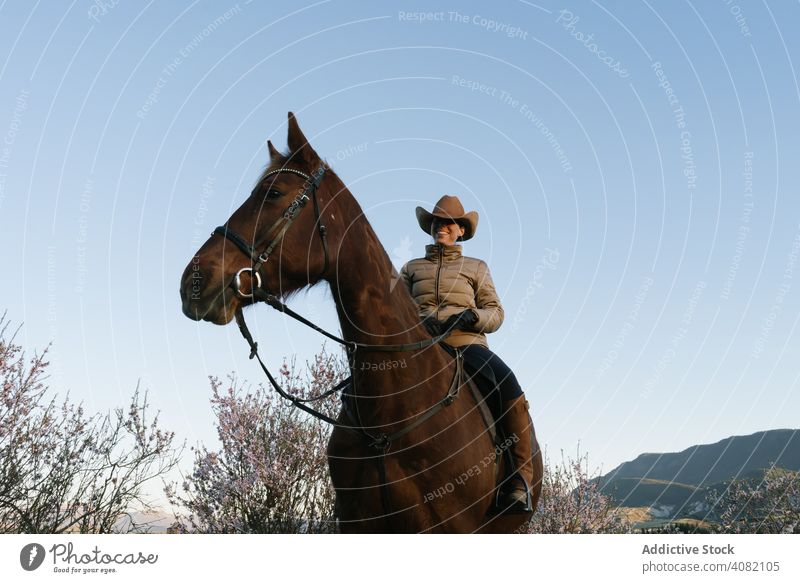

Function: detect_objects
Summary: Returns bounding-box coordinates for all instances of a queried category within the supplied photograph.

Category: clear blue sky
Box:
[1,0,798,486]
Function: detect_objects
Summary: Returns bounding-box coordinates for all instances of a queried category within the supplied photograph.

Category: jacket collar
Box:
[425,243,462,262]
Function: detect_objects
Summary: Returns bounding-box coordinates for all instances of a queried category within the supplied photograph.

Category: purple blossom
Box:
[166,344,347,533]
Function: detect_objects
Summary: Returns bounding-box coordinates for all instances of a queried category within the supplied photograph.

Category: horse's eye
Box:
[252,183,282,200]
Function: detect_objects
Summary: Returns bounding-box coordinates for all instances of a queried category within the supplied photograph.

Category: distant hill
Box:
[600,429,799,487]
[595,429,800,524]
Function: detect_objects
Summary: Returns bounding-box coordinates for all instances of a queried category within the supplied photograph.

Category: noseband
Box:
[212,164,328,299]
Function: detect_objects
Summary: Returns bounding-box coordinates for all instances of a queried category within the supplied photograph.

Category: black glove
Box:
[421,314,444,337]
[442,309,479,332]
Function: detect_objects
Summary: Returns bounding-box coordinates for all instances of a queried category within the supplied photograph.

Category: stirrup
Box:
[493,473,533,514]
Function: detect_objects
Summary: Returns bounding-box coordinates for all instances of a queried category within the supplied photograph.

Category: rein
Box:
[212,164,466,518]
[233,295,464,442]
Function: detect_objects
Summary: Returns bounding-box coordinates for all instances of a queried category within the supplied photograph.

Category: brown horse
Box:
[179,113,543,533]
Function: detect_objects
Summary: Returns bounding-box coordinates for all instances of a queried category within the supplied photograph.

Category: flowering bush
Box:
[167,346,347,533]
[523,449,631,533]
[708,467,800,533]
[0,313,180,533]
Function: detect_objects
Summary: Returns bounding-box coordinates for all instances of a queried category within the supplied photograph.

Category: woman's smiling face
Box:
[431,217,465,246]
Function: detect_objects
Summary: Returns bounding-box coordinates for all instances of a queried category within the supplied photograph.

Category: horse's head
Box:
[180,112,338,324]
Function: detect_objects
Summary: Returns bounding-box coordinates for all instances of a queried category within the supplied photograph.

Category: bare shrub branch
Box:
[0,313,181,533]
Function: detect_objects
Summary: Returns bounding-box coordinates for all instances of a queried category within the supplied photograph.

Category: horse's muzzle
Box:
[179,264,238,325]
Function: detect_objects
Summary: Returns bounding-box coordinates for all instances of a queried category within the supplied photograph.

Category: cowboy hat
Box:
[415,195,479,242]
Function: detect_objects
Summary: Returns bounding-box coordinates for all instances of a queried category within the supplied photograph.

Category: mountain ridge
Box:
[594,428,799,526]
[599,428,800,489]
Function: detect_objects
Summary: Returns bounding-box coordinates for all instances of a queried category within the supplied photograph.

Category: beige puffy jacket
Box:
[400,243,504,348]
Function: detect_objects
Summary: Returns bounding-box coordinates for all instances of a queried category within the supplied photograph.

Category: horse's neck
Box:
[328,206,422,347]
[326,191,444,397]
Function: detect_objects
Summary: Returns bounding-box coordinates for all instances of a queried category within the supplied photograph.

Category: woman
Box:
[400,195,534,512]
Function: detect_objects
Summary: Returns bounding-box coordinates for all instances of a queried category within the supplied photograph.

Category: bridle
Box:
[208,162,467,518]
[212,164,329,300]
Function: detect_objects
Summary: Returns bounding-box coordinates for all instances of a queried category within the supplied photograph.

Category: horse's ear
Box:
[267,140,281,161]
[286,111,319,163]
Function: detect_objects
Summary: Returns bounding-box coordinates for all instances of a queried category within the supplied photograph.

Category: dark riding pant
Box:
[458,344,523,401]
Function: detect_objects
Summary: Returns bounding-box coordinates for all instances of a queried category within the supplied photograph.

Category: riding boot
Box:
[496,395,534,513]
